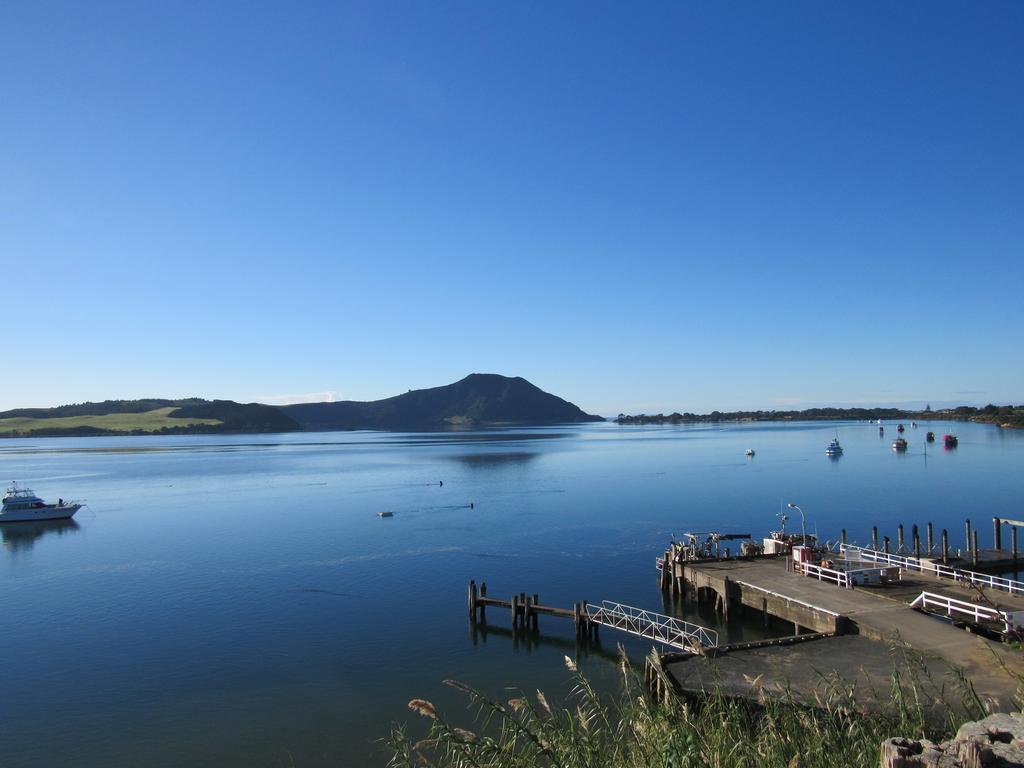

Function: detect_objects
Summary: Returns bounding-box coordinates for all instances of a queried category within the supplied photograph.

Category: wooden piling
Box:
[927,522,934,554]
[511,594,519,628]
[942,529,949,565]
[973,530,979,566]
[883,536,890,554]
[913,524,921,560]
[1012,526,1019,565]
[872,527,878,550]
[841,529,847,545]
[897,524,904,552]
[965,520,972,555]
[468,580,477,618]
[994,517,1002,551]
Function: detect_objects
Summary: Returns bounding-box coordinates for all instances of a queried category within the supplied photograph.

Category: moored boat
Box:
[1,483,82,523]
[825,437,843,457]
[892,438,908,452]
[926,431,935,442]
[897,423,905,433]
[745,448,755,457]
[943,434,958,448]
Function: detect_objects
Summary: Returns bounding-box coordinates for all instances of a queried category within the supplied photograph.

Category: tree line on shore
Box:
[615,404,1024,428]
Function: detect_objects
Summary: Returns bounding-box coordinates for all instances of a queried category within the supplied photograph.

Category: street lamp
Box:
[787,502,807,546]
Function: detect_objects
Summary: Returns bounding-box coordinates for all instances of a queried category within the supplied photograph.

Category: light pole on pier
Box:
[787,502,807,546]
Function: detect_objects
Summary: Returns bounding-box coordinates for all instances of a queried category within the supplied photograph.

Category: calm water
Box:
[2,420,1022,767]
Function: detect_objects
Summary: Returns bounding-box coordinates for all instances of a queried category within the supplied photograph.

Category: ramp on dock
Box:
[585,601,718,652]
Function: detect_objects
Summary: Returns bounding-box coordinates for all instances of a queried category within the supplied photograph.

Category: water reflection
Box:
[469,619,620,660]
[450,451,541,468]
[1,519,81,552]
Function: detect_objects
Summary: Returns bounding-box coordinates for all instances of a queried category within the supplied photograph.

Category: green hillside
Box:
[0,407,221,435]
[281,373,604,430]
[0,400,300,437]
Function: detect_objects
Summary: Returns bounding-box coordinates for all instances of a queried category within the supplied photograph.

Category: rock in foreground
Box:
[881,712,1024,768]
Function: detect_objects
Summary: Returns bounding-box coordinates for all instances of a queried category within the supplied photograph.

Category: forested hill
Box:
[0,375,602,436]
[0,399,300,437]
[281,374,604,430]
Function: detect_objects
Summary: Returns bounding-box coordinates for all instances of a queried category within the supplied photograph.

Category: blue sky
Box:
[2,1,1022,415]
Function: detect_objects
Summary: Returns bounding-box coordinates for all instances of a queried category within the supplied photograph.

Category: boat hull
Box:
[0,504,80,523]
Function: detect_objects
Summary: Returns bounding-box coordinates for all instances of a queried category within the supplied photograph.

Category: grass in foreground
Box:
[387,647,1001,768]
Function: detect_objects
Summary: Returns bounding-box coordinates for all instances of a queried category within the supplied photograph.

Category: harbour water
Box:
[1,420,1021,767]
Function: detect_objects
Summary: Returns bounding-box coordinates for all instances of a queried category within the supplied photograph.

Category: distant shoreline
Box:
[614,405,1023,429]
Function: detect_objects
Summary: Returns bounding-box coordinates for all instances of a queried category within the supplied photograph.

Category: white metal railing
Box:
[586,600,719,652]
[910,591,1019,634]
[734,580,842,617]
[794,560,851,588]
[840,544,1024,595]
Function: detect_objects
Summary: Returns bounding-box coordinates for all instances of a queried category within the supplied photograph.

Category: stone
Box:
[880,712,1024,768]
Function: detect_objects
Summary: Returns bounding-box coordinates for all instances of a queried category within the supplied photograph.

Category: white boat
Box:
[825,437,843,456]
[745,448,755,457]
[1,483,82,523]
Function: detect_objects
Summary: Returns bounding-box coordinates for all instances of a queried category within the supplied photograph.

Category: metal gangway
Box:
[585,600,719,653]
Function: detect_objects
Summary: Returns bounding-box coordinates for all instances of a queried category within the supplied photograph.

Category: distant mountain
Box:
[280,374,604,430]
[0,399,300,437]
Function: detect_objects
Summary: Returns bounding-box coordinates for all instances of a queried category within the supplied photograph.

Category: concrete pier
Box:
[660,556,1024,713]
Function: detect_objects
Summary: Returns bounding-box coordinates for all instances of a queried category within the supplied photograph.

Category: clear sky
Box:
[2,1,1022,415]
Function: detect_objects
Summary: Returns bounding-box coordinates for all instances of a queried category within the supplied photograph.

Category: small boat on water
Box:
[926,431,935,443]
[944,434,959,448]
[745,448,755,457]
[1,483,81,523]
[897,423,905,433]
[879,425,884,434]
[825,437,843,457]
[892,438,908,452]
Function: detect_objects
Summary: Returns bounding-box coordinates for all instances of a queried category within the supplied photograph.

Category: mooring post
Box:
[468,580,477,618]
[480,582,487,621]
[532,593,539,629]
[841,528,847,545]
[897,524,904,552]
[883,536,890,554]
[994,517,1002,551]
[661,551,671,591]
[913,525,921,561]
[511,594,518,628]
[942,529,949,565]
[722,576,730,620]
[872,526,878,550]
[965,520,972,555]
[1012,526,1019,565]
[973,530,979,566]
[927,522,934,554]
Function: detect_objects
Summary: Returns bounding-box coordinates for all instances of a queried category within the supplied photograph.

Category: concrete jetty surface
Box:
[665,558,1023,712]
